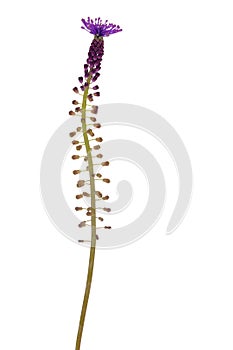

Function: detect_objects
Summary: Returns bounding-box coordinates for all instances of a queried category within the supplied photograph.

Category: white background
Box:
[1,0,233,349]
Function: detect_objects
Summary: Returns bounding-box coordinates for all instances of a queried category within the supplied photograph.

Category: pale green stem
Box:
[75,75,97,350]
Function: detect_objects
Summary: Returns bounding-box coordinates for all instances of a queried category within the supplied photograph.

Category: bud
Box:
[96,137,103,142]
[78,221,86,228]
[77,127,82,132]
[73,87,79,94]
[75,107,81,113]
[72,100,79,105]
[76,145,82,151]
[96,173,102,178]
[96,154,103,158]
[104,226,111,229]
[98,217,104,221]
[78,77,83,83]
[83,192,90,197]
[103,178,110,183]
[72,155,80,160]
[76,194,83,199]
[69,111,76,116]
[91,106,98,114]
[73,170,81,175]
[72,140,79,145]
[95,191,102,198]
[93,92,100,97]
[90,117,97,122]
[101,161,109,166]
[69,131,76,137]
[75,207,83,211]
[93,145,101,150]
[93,123,101,128]
[77,180,85,187]
[92,73,100,82]
[87,129,95,137]
[87,94,93,102]
[103,207,111,212]
[102,195,109,200]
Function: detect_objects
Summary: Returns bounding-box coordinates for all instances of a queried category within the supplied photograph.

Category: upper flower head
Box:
[81,17,122,37]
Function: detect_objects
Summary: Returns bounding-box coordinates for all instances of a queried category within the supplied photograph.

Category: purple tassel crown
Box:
[81,17,122,37]
[70,18,122,111]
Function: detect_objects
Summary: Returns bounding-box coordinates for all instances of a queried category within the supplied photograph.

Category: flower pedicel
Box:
[68,17,122,350]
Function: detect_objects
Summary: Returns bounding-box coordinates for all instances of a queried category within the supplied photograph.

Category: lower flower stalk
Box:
[75,76,97,350]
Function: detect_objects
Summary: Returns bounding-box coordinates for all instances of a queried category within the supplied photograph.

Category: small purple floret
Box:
[81,17,122,37]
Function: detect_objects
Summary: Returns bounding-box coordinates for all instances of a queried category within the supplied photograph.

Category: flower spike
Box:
[68,17,122,350]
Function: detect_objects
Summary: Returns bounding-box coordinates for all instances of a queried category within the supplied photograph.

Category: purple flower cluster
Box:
[78,37,104,91]
[70,18,122,109]
[81,17,122,37]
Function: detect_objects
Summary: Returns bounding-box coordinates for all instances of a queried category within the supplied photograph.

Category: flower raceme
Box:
[69,18,122,106]
[68,18,122,239]
[68,18,122,350]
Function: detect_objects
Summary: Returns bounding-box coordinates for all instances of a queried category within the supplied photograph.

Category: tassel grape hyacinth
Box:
[68,17,122,350]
